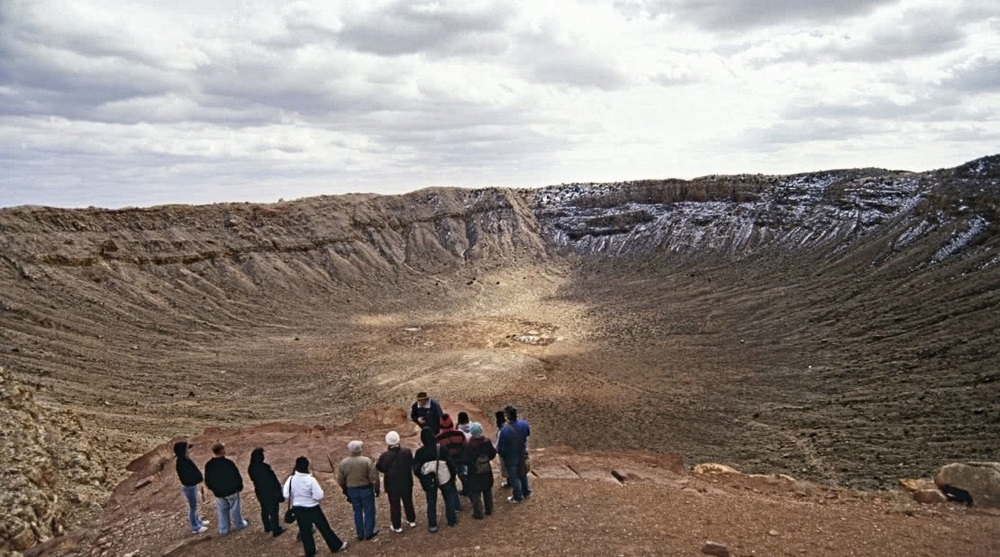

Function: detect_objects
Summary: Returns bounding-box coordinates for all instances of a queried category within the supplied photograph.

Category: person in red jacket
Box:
[436,414,469,504]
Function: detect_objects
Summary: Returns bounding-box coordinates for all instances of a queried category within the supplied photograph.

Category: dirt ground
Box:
[23,404,1000,557]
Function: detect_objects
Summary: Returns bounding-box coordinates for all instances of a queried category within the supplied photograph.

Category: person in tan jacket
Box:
[337,440,380,540]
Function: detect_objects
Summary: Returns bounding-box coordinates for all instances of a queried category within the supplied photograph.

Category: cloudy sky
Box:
[1,0,998,208]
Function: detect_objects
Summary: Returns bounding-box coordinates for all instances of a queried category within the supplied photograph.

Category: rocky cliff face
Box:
[2,155,997,279]
[529,155,999,262]
[0,367,110,554]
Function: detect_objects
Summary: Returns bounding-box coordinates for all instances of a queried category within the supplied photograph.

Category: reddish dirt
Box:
[23,403,1000,557]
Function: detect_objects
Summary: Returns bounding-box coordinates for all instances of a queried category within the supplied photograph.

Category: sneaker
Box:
[428,526,438,533]
[334,541,348,553]
[500,481,511,488]
[273,527,286,537]
[365,529,379,540]
[390,526,403,533]
[240,519,249,530]
[407,521,417,528]
[202,519,211,525]
[194,525,208,534]
[506,496,522,503]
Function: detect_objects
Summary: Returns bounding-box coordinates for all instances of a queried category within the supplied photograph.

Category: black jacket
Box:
[461,437,496,493]
[174,442,203,487]
[205,456,244,498]
[376,446,414,496]
[410,399,444,435]
[248,450,284,504]
[412,427,457,491]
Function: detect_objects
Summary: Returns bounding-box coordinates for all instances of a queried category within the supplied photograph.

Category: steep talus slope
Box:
[0,187,546,491]
[527,155,1000,488]
[1,155,999,553]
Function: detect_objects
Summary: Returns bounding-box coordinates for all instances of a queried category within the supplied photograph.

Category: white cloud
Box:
[0,0,998,208]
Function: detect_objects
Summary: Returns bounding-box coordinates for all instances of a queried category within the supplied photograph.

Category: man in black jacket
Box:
[204,442,249,535]
[410,391,444,435]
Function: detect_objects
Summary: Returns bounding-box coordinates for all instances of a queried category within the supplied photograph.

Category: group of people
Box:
[173,392,532,557]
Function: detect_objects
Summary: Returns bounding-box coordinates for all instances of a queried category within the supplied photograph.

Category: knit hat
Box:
[439,413,454,429]
[385,431,400,446]
[469,422,484,438]
[348,440,363,455]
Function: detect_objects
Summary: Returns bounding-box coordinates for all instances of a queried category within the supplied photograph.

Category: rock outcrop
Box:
[934,462,1000,508]
[0,367,110,554]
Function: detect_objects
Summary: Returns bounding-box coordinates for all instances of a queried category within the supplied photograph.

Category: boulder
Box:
[702,541,731,557]
[898,478,936,492]
[693,463,740,475]
[934,462,1000,508]
[912,489,947,504]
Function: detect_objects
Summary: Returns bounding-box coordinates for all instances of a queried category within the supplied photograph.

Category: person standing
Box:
[284,456,348,556]
[461,422,497,519]
[247,447,285,537]
[497,405,532,503]
[412,427,460,532]
[410,391,444,435]
[456,412,473,440]
[173,441,209,534]
[204,442,249,535]
[436,414,469,501]
[337,440,380,541]
[376,431,417,533]
[495,410,509,487]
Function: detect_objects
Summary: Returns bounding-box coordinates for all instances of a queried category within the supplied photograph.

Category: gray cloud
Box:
[944,57,1000,93]
[777,92,994,124]
[646,0,896,30]
[333,1,514,57]
[730,7,975,68]
[833,16,966,62]
[738,119,880,147]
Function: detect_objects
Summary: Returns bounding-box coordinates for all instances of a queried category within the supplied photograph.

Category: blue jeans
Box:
[347,486,377,539]
[215,493,246,535]
[424,481,459,529]
[181,486,204,532]
[505,459,531,501]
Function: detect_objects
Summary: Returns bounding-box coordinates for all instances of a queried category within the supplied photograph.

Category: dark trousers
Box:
[424,481,459,529]
[468,488,493,519]
[259,498,282,535]
[387,490,416,529]
[293,505,344,556]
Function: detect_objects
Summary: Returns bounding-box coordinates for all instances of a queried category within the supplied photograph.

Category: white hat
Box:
[385,431,400,446]
[348,440,363,455]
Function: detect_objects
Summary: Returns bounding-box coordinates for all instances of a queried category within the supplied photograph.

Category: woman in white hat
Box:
[376,431,417,532]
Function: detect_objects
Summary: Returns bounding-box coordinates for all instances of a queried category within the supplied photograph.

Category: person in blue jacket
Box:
[410,391,444,435]
[496,405,531,502]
